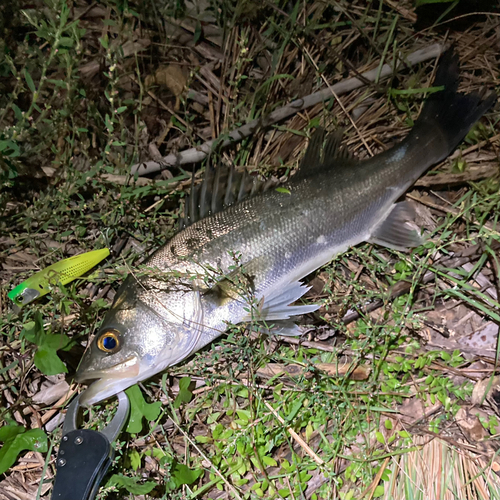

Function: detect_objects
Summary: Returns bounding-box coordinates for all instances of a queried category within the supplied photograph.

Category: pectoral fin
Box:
[244,280,319,322]
[369,201,423,251]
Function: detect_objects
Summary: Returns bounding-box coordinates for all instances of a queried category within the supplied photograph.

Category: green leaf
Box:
[107,473,155,495]
[286,396,305,422]
[173,376,193,409]
[104,113,114,132]
[58,37,74,48]
[305,422,314,442]
[0,139,20,157]
[189,19,201,44]
[261,455,277,467]
[21,314,71,375]
[34,346,68,375]
[275,187,291,195]
[0,425,48,474]
[24,69,36,93]
[171,460,204,488]
[151,448,167,460]
[128,449,141,471]
[440,351,451,362]
[99,36,109,49]
[236,409,251,423]
[12,103,23,121]
[195,435,211,444]
[0,140,13,153]
[125,385,162,433]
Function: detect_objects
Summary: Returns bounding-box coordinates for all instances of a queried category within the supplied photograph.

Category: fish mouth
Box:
[76,356,140,406]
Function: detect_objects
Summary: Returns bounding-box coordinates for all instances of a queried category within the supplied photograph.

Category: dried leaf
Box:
[32,378,70,405]
[154,65,188,96]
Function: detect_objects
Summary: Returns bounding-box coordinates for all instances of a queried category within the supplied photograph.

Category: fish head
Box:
[76,276,208,406]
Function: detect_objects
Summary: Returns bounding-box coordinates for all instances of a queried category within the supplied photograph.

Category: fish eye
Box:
[97,329,121,353]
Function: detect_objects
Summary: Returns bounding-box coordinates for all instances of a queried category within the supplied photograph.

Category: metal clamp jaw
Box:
[51,391,130,500]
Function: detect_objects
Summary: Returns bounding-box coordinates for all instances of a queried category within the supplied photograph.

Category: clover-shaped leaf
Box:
[125,385,161,434]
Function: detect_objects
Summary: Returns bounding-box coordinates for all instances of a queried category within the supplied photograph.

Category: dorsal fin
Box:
[180,162,278,230]
[295,127,352,180]
[180,127,352,230]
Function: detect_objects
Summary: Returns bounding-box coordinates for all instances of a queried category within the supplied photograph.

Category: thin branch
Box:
[131,43,444,176]
[263,400,325,466]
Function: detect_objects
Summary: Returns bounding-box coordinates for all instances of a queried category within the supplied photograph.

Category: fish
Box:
[76,49,495,406]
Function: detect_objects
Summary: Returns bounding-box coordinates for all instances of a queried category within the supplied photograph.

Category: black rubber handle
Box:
[51,429,111,500]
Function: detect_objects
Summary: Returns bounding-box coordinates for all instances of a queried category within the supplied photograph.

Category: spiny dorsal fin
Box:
[180,163,277,229]
[295,127,352,180]
[180,127,352,229]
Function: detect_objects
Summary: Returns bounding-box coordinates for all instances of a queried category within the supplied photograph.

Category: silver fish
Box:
[76,50,494,406]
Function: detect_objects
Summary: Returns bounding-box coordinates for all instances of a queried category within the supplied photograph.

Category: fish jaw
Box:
[77,355,140,406]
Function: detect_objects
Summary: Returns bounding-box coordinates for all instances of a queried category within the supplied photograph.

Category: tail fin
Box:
[410,48,495,163]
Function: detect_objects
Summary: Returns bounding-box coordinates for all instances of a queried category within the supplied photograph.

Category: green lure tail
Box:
[8,248,110,308]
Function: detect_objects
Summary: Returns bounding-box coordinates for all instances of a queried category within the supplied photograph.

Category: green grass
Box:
[1,1,500,499]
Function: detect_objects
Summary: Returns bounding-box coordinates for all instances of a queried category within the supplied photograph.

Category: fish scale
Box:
[76,49,495,406]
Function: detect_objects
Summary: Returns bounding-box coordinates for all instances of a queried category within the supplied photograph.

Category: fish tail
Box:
[406,48,495,168]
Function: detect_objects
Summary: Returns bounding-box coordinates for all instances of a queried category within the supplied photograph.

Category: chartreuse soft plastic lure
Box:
[8,248,110,308]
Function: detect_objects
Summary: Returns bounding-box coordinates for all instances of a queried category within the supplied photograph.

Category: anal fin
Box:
[369,201,423,251]
[251,319,305,337]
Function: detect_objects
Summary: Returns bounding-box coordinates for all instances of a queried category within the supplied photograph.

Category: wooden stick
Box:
[263,400,325,465]
[131,43,444,176]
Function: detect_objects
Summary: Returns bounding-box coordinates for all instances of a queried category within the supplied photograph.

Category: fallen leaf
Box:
[154,65,188,97]
[471,376,500,415]
[32,377,70,405]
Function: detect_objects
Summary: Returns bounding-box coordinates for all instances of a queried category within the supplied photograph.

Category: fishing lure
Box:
[8,248,110,308]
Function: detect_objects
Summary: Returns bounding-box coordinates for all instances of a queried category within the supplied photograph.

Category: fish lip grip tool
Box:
[50,391,130,500]
[8,248,110,308]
